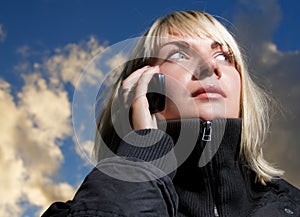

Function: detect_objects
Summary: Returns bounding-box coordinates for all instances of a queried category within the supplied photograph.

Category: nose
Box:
[192,58,222,80]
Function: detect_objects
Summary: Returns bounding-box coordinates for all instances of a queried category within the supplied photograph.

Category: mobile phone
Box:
[146,73,165,114]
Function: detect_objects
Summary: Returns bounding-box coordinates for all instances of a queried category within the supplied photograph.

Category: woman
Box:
[42,10,300,217]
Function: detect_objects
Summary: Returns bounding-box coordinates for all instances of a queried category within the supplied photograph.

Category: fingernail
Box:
[147,65,158,71]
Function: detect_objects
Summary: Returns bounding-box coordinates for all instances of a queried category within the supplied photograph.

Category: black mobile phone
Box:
[146,73,165,114]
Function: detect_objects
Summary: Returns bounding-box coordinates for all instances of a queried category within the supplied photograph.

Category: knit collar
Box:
[158,118,243,171]
[159,118,255,216]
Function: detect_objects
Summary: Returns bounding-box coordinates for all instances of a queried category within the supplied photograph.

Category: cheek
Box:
[160,65,191,87]
[224,70,241,115]
[232,72,241,100]
[160,65,189,93]
[164,76,189,105]
[224,68,241,93]
[159,67,192,119]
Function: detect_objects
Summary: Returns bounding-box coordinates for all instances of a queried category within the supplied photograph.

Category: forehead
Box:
[163,22,227,45]
[148,25,229,49]
[155,36,229,56]
[160,36,217,47]
[144,19,233,57]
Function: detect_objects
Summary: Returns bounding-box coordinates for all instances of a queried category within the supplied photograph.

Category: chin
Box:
[196,111,227,121]
[160,102,235,121]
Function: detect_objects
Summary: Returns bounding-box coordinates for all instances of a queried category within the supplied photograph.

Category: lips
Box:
[191,85,225,99]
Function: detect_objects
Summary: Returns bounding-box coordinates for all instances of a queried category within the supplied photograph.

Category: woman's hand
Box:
[120,65,161,130]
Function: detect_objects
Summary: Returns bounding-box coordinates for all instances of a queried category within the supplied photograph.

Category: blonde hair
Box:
[95,10,283,184]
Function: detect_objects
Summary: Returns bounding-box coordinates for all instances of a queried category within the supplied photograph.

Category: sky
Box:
[0,0,299,216]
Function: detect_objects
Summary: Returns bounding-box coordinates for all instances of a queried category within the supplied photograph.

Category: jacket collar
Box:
[158,118,243,170]
[160,118,254,216]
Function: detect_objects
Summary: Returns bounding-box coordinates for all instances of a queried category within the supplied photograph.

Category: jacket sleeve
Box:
[41,129,178,217]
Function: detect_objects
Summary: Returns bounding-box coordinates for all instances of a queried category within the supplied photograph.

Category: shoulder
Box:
[268,178,300,201]
[260,178,300,216]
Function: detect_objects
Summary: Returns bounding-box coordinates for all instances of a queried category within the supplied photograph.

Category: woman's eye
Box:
[215,53,232,63]
[167,52,187,60]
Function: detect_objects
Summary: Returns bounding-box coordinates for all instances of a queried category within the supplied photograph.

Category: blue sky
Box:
[0,0,300,216]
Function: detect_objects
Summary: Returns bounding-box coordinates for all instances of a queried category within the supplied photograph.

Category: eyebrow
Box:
[159,40,223,52]
[159,40,190,50]
[211,41,223,50]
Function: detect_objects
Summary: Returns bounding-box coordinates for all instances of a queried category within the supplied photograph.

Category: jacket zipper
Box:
[202,121,220,216]
[202,121,212,141]
[214,204,219,216]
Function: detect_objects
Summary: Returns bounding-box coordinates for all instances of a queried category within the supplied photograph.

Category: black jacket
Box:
[42,118,300,217]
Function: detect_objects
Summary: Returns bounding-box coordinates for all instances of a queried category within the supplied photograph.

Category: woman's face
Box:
[155,36,241,121]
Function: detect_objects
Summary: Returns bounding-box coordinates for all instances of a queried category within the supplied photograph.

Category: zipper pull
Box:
[202,121,212,141]
[214,205,219,217]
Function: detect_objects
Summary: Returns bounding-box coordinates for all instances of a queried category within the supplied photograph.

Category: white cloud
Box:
[234,0,281,45]
[75,140,95,165]
[19,73,71,142]
[46,36,106,88]
[0,24,6,42]
[106,52,127,71]
[0,80,26,217]
[0,75,74,216]
[258,43,300,187]
[234,0,300,188]
[0,36,110,216]
[17,45,30,58]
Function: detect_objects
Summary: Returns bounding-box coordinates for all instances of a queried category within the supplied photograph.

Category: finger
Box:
[119,66,151,104]
[120,66,161,130]
[135,66,160,100]
[120,66,158,105]
[130,66,160,119]
[121,65,151,89]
